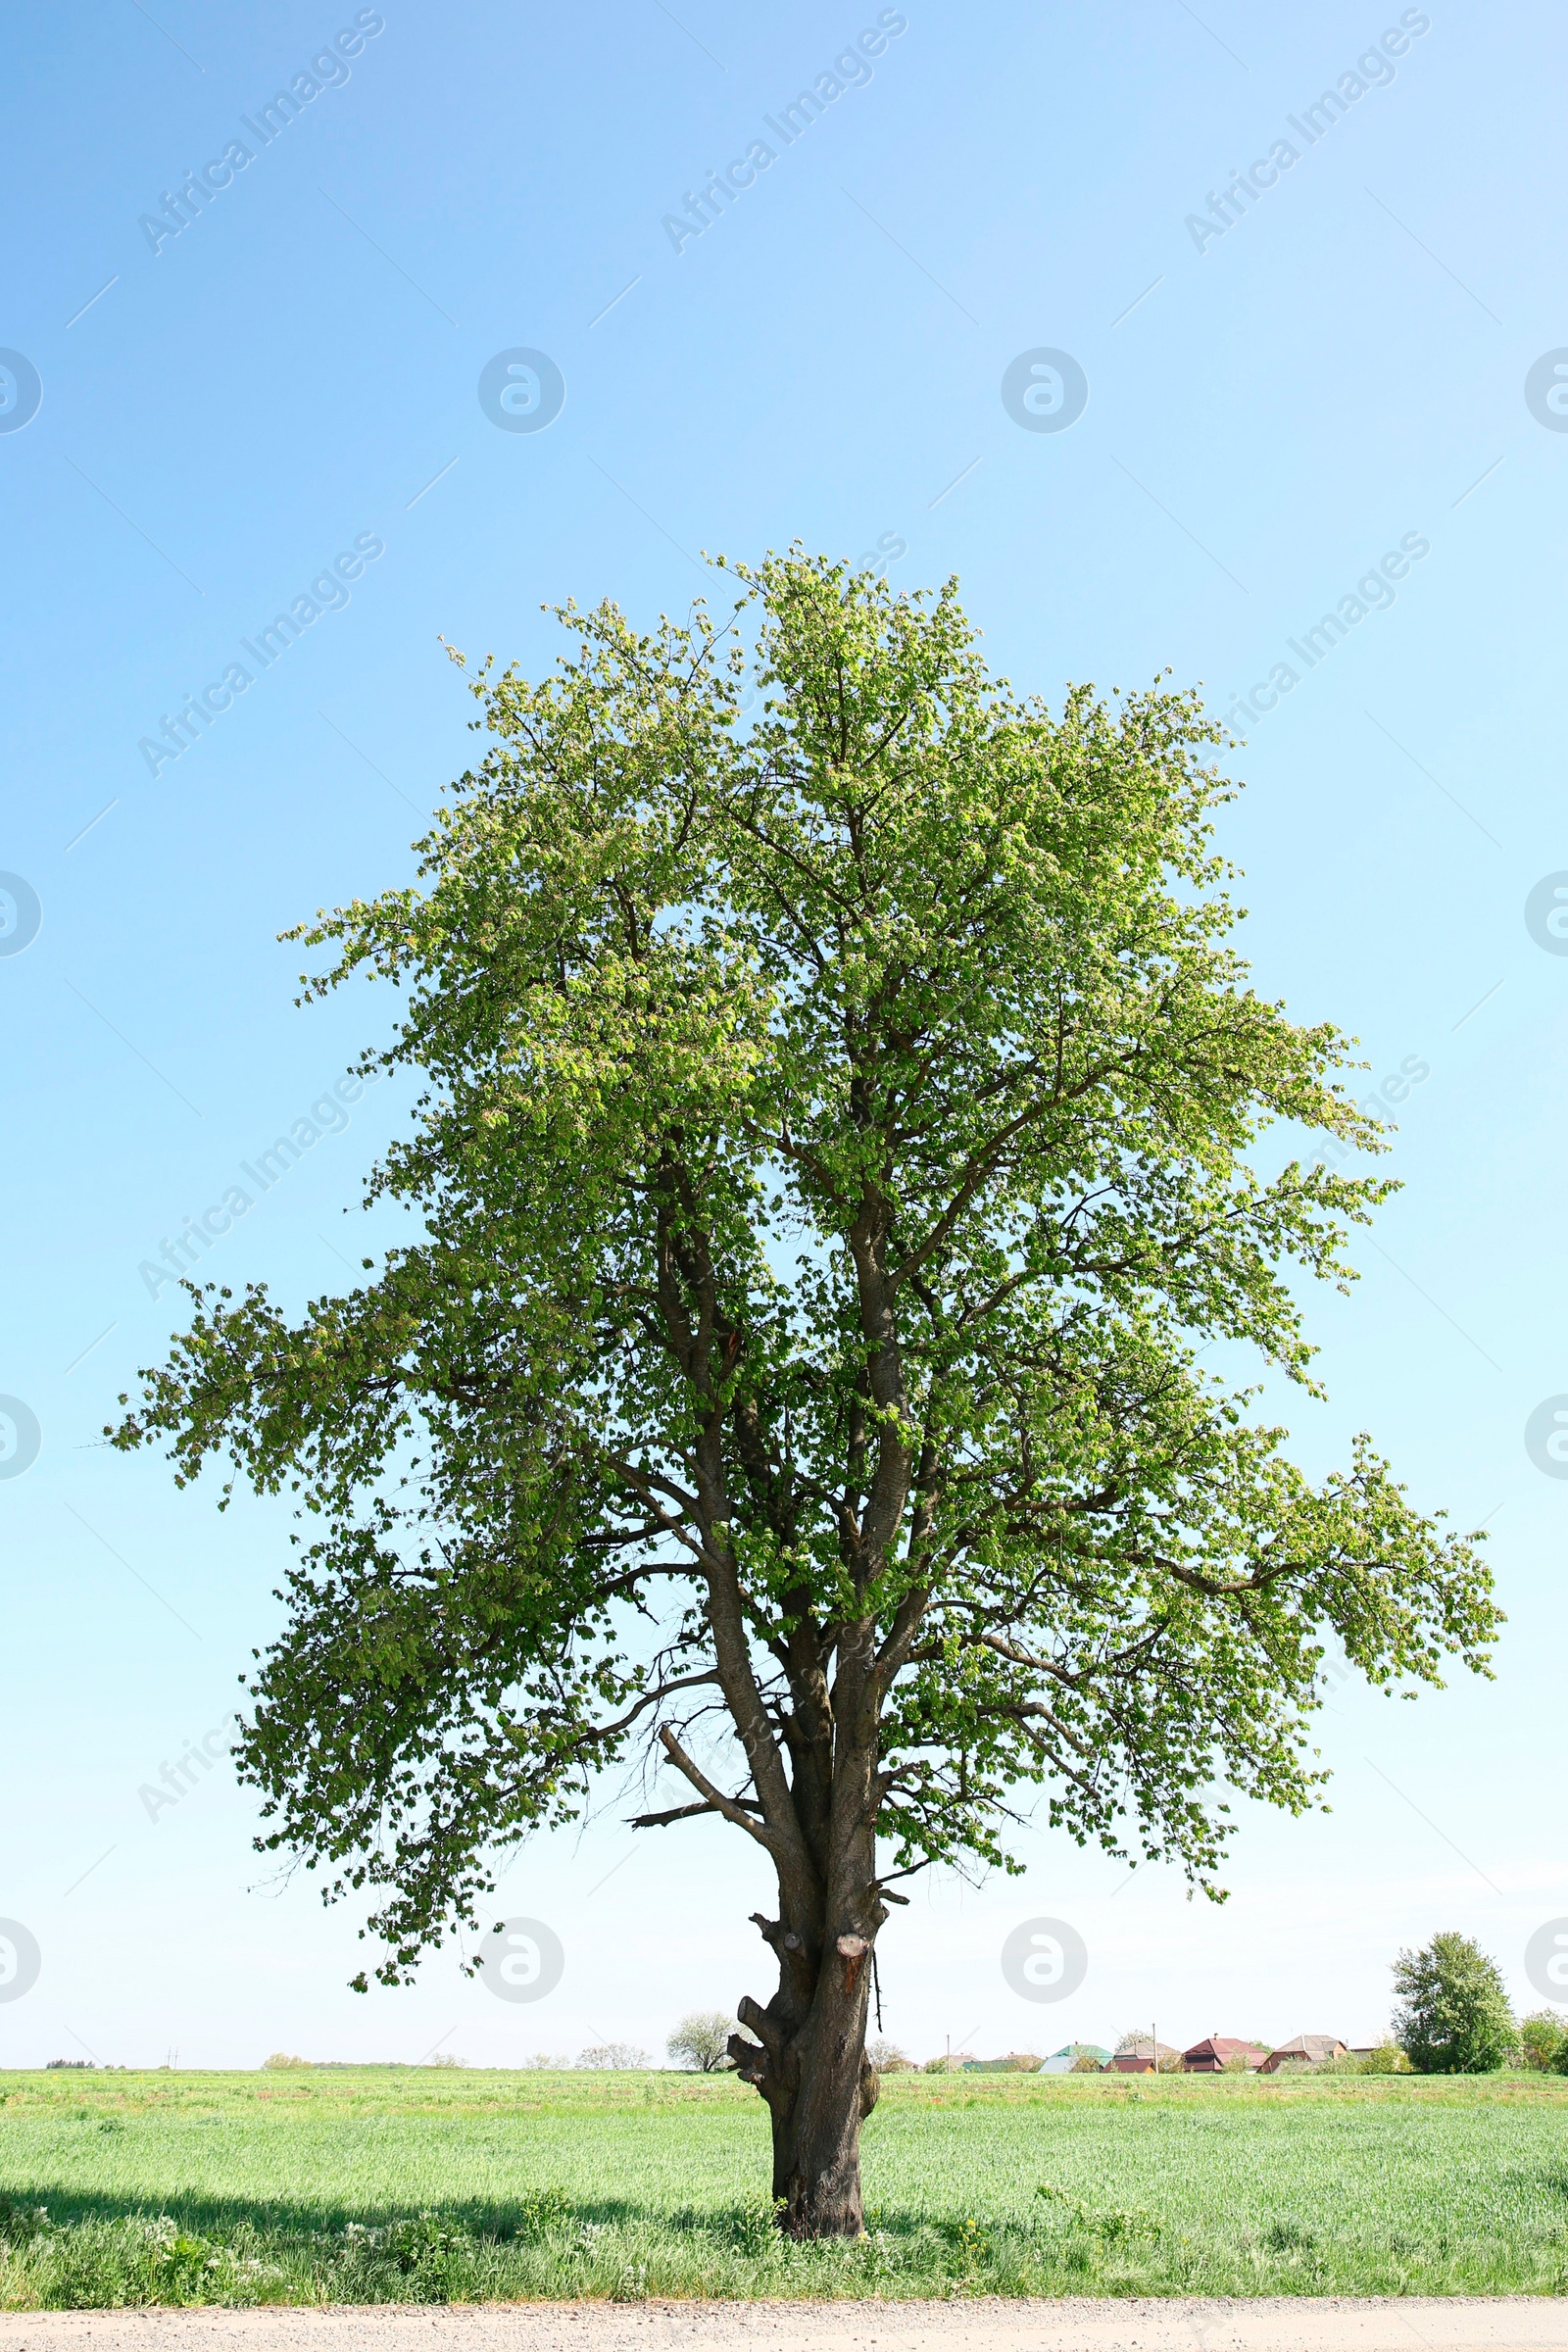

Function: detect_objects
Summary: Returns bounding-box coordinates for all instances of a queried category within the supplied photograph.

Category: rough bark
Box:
[729,1911,883,2236]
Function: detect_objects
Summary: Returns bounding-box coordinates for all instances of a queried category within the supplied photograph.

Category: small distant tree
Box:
[864,2035,911,2072]
[263,2053,310,2070]
[578,2041,650,2070]
[1392,1933,1516,2074]
[667,2012,737,2072]
[1518,2011,1566,2073]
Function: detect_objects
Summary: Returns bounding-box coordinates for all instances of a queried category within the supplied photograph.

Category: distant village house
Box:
[1042,2042,1111,2073]
[1182,2035,1268,2072]
[1257,2034,1348,2072]
[1108,2036,1183,2073]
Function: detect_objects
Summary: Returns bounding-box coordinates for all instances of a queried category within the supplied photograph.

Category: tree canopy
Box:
[666,2012,738,2072]
[116,551,1498,2230]
[1393,1932,1517,2074]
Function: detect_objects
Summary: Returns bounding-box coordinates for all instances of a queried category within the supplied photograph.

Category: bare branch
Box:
[658,1724,782,1854]
[628,1793,764,1829]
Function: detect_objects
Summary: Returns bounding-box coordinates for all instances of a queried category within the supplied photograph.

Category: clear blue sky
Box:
[3,0,1565,2070]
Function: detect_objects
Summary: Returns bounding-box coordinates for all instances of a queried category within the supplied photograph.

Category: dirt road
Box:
[2,2302,1566,2352]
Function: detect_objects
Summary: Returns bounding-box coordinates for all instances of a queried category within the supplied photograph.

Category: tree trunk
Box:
[729,1922,881,2238]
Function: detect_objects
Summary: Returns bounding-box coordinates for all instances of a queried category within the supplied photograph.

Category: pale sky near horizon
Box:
[3,0,1568,2072]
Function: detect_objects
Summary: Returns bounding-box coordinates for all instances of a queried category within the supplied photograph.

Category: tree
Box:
[114,553,1497,2238]
[667,2012,737,2071]
[577,2042,649,2069]
[1517,2011,1564,2072]
[1392,1933,1516,2074]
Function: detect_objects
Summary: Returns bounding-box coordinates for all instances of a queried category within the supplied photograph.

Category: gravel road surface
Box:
[2,2302,1566,2352]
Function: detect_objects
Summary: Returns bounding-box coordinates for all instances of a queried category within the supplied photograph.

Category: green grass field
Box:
[2,2065,1566,2307]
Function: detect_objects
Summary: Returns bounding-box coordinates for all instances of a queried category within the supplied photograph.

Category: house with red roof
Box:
[1181,2034,1268,2073]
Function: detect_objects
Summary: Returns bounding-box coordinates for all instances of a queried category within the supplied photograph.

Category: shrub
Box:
[1519,2011,1567,2072]
[513,2186,573,2236]
[665,2013,736,2073]
[1392,1932,1516,2074]
[263,2053,311,2070]
[1359,2040,1410,2074]
[865,2036,913,2072]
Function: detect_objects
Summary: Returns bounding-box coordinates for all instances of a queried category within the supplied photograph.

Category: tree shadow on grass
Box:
[2,2183,961,2261]
[0,2185,656,2241]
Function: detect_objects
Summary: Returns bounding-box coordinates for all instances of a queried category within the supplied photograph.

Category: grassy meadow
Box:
[1,2063,1567,2307]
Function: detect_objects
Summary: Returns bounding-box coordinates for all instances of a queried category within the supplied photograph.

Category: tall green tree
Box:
[1393,1933,1516,2074]
[116,555,1497,2235]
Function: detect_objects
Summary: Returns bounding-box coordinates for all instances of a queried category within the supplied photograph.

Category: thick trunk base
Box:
[734,2008,880,2238]
[774,2056,881,2237]
[732,1916,884,2239]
